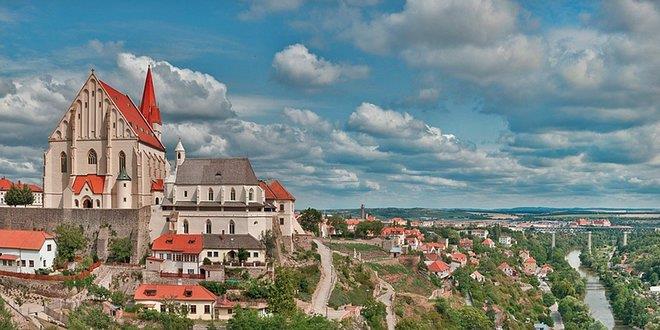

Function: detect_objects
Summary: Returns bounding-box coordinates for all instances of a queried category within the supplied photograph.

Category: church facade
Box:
[43,68,167,209]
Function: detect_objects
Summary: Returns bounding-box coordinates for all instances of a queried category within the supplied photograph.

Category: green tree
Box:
[68,306,114,329]
[452,306,493,330]
[200,281,228,296]
[4,184,34,207]
[268,267,297,315]
[0,298,16,330]
[328,215,348,237]
[299,208,323,236]
[238,248,250,263]
[108,237,132,263]
[361,299,386,330]
[55,224,87,263]
[354,221,384,238]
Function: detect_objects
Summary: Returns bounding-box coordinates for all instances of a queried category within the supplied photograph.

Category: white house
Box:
[0,230,57,274]
[499,236,512,247]
[148,233,267,277]
[134,284,216,320]
[0,178,44,207]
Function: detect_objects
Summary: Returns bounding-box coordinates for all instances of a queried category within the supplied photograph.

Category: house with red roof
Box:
[482,238,495,248]
[459,238,473,250]
[0,229,56,274]
[523,257,537,275]
[421,239,448,254]
[498,262,516,277]
[428,260,451,279]
[470,271,485,283]
[134,284,217,320]
[43,68,166,209]
[450,252,468,269]
[345,219,362,233]
[0,177,44,207]
[148,233,266,277]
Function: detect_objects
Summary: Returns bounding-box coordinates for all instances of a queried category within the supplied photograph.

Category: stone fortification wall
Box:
[0,207,151,263]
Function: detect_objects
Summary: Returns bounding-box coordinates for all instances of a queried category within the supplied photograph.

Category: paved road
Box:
[311,239,336,316]
[376,277,396,330]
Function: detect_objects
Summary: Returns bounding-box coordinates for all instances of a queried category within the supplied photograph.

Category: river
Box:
[565,250,633,330]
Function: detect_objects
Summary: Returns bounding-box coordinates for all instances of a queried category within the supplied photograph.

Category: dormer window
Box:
[230,188,236,201]
[208,188,214,201]
[248,188,254,201]
[144,289,157,296]
[183,289,193,297]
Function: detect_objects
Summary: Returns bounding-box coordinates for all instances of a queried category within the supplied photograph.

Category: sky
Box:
[0,0,658,209]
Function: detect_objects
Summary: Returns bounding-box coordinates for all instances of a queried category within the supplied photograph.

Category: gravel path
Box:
[310,239,336,316]
[376,277,396,330]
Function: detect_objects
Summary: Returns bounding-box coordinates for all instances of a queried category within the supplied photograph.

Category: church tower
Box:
[139,65,163,141]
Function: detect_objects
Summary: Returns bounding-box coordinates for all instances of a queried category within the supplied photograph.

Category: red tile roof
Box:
[151,233,203,254]
[451,252,467,262]
[428,260,450,273]
[151,179,164,192]
[139,66,162,126]
[0,178,43,192]
[0,254,18,261]
[345,219,361,226]
[524,257,536,264]
[134,284,216,302]
[0,230,54,250]
[381,227,406,236]
[72,175,106,195]
[100,80,164,151]
[259,180,295,201]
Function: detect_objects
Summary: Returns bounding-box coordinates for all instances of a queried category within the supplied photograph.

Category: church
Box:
[43,68,167,209]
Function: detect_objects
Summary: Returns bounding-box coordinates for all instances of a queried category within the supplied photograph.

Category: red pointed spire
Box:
[139,65,162,125]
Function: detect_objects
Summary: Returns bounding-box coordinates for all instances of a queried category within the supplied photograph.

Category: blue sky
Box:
[0,0,658,209]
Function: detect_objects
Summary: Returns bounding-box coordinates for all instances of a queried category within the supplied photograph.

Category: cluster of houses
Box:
[0,177,44,207]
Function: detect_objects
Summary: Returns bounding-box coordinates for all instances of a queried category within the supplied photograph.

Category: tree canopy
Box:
[299,208,323,236]
[4,184,34,206]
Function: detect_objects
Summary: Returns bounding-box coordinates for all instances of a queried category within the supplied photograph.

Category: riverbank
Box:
[566,250,633,330]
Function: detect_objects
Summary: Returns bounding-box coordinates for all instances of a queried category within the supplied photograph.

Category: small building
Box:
[459,238,473,250]
[538,264,553,278]
[0,178,44,207]
[345,219,361,233]
[0,229,56,274]
[471,229,489,239]
[215,295,268,320]
[421,240,448,254]
[482,238,495,248]
[428,260,451,279]
[498,262,516,277]
[523,257,537,275]
[470,271,485,283]
[498,236,512,247]
[134,284,216,320]
[450,252,467,267]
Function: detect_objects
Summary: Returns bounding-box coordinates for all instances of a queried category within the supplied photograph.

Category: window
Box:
[29,260,34,267]
[155,197,160,205]
[230,188,236,200]
[160,305,166,313]
[96,200,100,207]
[47,244,52,251]
[43,260,46,267]
[75,200,79,207]
[190,305,197,314]
[184,191,188,197]
[253,252,259,258]
[21,260,26,267]
[204,305,211,314]
[229,220,235,235]
[206,220,212,234]
[213,252,218,257]
[280,204,285,212]
[248,188,254,201]
[88,149,97,165]
[183,220,189,234]
[60,152,67,173]
[187,269,194,274]
[207,251,212,257]
[228,309,233,314]
[208,188,214,201]
[119,151,126,171]
[177,153,181,160]
[279,218,284,225]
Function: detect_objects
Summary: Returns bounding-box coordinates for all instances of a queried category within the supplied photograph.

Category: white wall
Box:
[0,238,56,274]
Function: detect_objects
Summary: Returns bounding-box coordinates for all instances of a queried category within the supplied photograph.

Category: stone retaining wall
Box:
[0,207,151,263]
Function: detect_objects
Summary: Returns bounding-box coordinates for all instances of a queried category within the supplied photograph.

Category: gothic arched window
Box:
[206,220,212,234]
[60,152,67,173]
[230,188,236,201]
[229,220,235,235]
[119,151,126,171]
[208,188,214,201]
[248,188,254,201]
[183,220,189,234]
[88,149,97,165]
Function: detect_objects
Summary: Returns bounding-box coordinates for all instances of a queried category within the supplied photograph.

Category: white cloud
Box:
[283,107,333,132]
[116,53,235,120]
[239,0,306,19]
[347,102,427,138]
[388,173,467,188]
[272,44,368,88]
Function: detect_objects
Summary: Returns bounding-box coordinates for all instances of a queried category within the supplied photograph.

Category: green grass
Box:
[366,262,437,297]
[296,264,321,302]
[328,254,376,309]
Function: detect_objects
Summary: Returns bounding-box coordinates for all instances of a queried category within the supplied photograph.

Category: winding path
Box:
[376,277,396,330]
[311,239,336,316]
